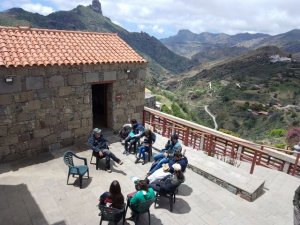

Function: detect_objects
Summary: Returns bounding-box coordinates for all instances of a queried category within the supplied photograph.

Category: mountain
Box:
[0,1,194,77]
[160,29,270,58]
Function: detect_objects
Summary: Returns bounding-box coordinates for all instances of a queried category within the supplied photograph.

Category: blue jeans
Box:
[149,157,170,174]
[138,145,149,161]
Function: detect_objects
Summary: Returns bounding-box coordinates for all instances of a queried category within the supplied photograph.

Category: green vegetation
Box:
[219,129,241,137]
[266,129,287,138]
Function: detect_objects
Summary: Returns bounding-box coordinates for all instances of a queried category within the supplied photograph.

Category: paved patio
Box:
[0,130,299,225]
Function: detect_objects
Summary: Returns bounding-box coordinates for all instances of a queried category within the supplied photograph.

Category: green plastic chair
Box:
[63,151,89,189]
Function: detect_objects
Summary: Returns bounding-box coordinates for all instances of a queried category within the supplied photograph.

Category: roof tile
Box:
[0,26,146,68]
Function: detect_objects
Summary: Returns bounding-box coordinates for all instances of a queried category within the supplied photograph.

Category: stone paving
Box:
[0,130,299,225]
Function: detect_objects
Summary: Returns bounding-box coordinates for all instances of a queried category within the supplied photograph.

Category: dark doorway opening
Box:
[92,84,108,128]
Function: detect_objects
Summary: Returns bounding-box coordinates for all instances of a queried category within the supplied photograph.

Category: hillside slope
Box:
[158,46,300,143]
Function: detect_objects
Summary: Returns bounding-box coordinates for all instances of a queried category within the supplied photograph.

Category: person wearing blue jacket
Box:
[148,133,182,175]
[168,152,188,173]
[88,128,123,173]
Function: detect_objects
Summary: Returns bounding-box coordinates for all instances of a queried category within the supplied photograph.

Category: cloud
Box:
[21,3,54,15]
[1,0,300,38]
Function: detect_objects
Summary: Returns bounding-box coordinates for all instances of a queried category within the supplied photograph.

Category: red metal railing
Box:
[143,107,300,177]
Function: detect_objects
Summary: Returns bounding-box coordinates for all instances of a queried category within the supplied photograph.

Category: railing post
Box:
[151,114,156,131]
[292,152,300,176]
[208,135,214,157]
[142,109,146,126]
[237,145,243,161]
[250,150,258,174]
[184,128,190,146]
[162,118,167,137]
[257,146,263,165]
[199,133,205,151]
[231,143,235,159]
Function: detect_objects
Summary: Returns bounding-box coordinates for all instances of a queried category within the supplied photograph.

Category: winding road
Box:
[204,105,218,130]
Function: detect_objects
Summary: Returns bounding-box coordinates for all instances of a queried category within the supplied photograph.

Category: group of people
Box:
[91,118,188,219]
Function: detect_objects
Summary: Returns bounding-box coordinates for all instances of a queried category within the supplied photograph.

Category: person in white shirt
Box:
[147,163,171,184]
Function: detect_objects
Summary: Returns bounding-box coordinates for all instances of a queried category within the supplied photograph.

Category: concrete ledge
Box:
[186,150,265,201]
[152,136,265,202]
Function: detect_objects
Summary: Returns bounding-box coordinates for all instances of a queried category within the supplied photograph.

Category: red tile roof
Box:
[0,26,146,67]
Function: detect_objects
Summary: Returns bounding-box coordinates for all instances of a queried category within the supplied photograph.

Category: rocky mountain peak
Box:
[90,0,102,14]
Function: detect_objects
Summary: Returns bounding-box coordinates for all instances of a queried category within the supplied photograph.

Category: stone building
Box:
[0,26,147,161]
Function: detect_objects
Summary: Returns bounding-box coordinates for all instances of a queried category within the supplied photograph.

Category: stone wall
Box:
[0,63,146,161]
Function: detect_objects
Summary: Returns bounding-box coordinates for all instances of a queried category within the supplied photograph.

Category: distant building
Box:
[270,55,291,63]
[0,26,147,161]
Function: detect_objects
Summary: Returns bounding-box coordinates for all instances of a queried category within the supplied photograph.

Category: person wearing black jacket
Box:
[88,128,123,172]
[294,185,300,225]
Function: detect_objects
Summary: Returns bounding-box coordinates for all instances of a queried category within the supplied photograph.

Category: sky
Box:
[1,0,300,39]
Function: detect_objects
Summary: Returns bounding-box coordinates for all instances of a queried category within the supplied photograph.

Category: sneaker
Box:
[118,160,123,165]
[135,158,140,164]
[141,160,145,165]
[106,169,112,173]
[122,150,127,154]
[125,151,130,156]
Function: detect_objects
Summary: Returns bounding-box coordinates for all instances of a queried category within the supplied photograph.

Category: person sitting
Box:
[147,163,171,184]
[149,163,185,194]
[127,180,156,220]
[148,133,182,175]
[119,123,132,142]
[135,129,156,165]
[168,152,188,173]
[88,128,123,173]
[99,180,124,209]
[123,119,145,155]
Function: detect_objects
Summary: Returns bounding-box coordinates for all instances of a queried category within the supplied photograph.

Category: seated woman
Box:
[99,180,124,209]
[149,163,185,194]
[127,180,155,217]
[135,129,156,165]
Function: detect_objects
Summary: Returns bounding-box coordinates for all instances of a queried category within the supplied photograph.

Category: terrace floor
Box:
[0,130,299,225]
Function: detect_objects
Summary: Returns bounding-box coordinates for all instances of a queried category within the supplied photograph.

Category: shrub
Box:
[266,129,287,138]
[171,103,185,119]
[219,128,240,137]
[274,143,286,149]
[161,104,172,114]
[286,127,300,147]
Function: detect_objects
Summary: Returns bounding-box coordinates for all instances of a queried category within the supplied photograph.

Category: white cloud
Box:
[21,3,54,15]
[138,24,146,31]
[152,25,164,34]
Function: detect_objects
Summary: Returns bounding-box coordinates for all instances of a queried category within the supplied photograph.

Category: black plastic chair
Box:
[125,198,155,225]
[90,151,106,170]
[98,204,126,225]
[154,185,180,212]
[63,151,89,189]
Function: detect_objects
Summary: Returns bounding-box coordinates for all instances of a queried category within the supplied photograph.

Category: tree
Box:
[286,127,300,147]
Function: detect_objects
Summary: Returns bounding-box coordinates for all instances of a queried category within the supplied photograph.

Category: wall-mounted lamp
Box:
[4,77,13,84]
[125,69,131,74]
